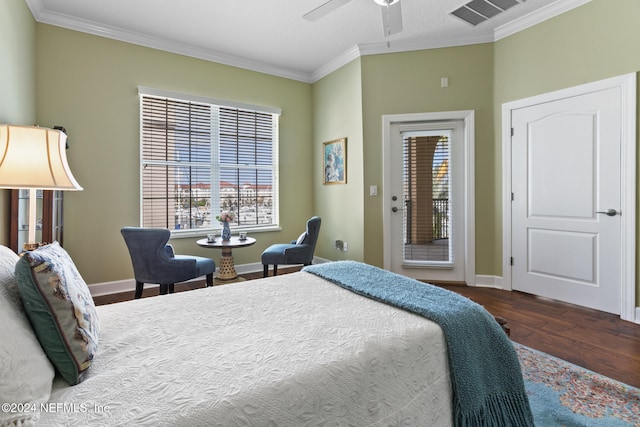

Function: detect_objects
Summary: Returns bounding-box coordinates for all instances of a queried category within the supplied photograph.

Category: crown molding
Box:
[26,0,592,85]
[310,45,362,83]
[26,0,314,83]
[359,33,495,56]
[495,0,592,40]
[312,0,591,82]
[310,33,495,82]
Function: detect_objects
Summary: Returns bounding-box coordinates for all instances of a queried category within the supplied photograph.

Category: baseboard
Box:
[88,256,329,297]
[89,278,139,297]
[474,275,504,289]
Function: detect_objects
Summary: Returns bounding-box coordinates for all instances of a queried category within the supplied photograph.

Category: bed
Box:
[0,243,533,427]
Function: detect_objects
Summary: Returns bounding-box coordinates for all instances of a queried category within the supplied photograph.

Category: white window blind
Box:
[139,88,279,233]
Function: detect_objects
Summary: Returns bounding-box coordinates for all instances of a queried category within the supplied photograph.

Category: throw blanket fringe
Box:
[303,261,534,427]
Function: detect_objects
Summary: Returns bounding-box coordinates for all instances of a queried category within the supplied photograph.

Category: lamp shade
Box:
[0,125,82,190]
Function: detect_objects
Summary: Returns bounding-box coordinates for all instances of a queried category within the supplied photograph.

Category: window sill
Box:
[170,225,282,239]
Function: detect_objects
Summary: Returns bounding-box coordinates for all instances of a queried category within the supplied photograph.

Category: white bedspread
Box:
[40,271,452,426]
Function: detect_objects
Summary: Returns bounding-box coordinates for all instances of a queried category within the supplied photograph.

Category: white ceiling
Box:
[25,0,589,83]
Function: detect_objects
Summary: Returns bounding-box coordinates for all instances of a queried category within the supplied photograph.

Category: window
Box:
[139,87,280,234]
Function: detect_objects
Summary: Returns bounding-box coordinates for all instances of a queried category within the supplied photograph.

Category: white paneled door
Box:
[511,87,622,314]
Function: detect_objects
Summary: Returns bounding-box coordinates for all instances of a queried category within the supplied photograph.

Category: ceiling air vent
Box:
[450,0,526,26]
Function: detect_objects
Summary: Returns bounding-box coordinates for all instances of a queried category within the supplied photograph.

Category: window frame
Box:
[138,87,281,238]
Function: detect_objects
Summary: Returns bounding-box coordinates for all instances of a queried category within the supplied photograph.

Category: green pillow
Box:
[15,242,99,385]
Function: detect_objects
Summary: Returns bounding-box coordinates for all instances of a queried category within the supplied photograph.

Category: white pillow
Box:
[296,232,307,245]
[0,245,55,427]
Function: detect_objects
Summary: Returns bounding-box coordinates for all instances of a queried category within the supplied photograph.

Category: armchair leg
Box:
[134,281,144,299]
[263,264,268,278]
[159,284,169,295]
[206,273,214,287]
[273,265,278,276]
[168,283,175,294]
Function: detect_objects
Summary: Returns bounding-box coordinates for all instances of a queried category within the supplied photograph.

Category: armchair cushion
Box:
[262,244,298,265]
[262,243,311,265]
[174,255,216,278]
[14,242,99,385]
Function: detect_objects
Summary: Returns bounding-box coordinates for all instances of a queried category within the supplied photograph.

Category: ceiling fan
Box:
[304,0,403,37]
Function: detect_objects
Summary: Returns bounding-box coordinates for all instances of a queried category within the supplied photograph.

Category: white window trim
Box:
[138,86,282,115]
[137,87,281,237]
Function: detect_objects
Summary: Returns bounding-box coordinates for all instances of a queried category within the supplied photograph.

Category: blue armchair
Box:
[121,227,216,299]
[262,216,321,277]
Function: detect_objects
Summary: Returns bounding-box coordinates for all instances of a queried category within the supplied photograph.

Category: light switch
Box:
[370,185,378,196]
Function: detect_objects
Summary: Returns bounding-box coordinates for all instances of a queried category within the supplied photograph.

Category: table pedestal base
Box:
[215,247,245,285]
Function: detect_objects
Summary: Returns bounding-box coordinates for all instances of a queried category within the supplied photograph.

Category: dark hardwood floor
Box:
[94,268,640,389]
[439,284,640,389]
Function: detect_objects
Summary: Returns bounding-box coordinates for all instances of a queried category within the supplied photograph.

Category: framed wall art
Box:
[323,138,347,185]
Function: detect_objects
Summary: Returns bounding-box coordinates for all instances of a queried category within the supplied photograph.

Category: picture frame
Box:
[323,138,347,185]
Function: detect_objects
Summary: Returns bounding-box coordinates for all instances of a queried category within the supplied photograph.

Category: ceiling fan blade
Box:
[380,1,403,35]
[303,0,353,22]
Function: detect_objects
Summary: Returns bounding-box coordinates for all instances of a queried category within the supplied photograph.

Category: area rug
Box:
[514,342,640,426]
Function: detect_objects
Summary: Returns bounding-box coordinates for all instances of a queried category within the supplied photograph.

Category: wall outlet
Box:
[334,239,344,250]
[343,241,348,252]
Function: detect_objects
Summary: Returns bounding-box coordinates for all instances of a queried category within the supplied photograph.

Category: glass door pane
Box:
[402,130,452,266]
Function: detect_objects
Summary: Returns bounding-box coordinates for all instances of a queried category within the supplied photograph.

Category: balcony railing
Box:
[432,198,449,240]
[403,198,449,244]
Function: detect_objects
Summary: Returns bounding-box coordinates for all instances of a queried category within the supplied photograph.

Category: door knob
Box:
[596,209,619,217]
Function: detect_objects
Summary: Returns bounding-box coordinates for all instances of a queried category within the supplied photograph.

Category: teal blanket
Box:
[303,261,534,427]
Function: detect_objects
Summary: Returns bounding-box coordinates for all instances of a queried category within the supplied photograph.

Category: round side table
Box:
[196,236,256,284]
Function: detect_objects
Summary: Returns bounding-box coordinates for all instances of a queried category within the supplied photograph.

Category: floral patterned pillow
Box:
[15,242,99,385]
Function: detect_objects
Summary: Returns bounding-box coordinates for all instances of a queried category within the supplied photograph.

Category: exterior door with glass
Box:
[387,119,467,283]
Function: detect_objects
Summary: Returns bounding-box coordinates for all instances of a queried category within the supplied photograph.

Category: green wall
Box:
[494,0,640,103]
[0,0,37,244]
[360,45,495,270]
[312,59,365,261]
[34,25,314,285]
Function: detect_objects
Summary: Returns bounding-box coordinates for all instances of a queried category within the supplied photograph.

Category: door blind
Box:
[402,133,451,263]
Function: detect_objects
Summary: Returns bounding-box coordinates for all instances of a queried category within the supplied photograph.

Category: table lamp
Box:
[0,124,82,250]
